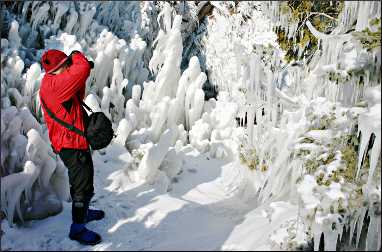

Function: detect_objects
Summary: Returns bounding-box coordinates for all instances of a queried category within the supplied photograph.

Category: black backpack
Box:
[41,98,114,150]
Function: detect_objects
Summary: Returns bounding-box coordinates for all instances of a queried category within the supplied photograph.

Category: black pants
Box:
[59,148,94,223]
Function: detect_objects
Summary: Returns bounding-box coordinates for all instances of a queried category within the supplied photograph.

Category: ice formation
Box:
[1,2,187,223]
[1,105,69,225]
[1,1,154,224]
[202,1,381,250]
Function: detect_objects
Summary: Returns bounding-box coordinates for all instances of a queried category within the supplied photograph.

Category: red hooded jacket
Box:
[39,52,91,153]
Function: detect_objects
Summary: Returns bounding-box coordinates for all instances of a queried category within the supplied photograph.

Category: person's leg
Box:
[74,149,94,218]
[60,149,94,222]
[59,148,101,245]
[80,150,105,223]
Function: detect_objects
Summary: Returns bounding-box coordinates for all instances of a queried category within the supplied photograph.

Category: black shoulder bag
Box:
[41,98,114,150]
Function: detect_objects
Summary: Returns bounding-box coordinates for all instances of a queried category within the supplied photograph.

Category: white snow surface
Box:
[1,142,296,251]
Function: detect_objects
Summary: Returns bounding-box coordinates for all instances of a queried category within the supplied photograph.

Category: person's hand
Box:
[68,51,94,69]
[66,50,81,65]
[88,60,94,69]
[69,50,81,56]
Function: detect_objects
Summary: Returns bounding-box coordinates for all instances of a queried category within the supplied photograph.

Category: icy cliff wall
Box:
[200,1,381,250]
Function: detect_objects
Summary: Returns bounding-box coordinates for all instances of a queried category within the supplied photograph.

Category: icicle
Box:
[355,2,372,32]
[367,131,381,186]
[355,207,367,248]
[366,214,381,250]
[312,224,322,251]
[101,87,112,119]
[247,106,255,147]
[111,58,124,93]
[338,223,344,245]
[348,211,358,246]
[52,2,69,32]
[24,63,41,98]
[31,2,50,31]
[356,102,381,182]
[324,229,338,251]
[8,21,21,49]
[356,128,372,178]
[78,5,96,38]
[132,85,142,105]
[64,5,78,34]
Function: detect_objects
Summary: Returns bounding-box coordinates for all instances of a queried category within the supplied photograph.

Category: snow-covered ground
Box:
[1,141,297,251]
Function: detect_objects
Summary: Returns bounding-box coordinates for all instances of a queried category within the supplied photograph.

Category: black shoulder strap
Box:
[40,98,86,137]
[80,100,93,113]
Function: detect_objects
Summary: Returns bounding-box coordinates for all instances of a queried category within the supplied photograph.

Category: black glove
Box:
[66,50,81,65]
[88,60,94,69]
[70,50,81,55]
[68,50,81,59]
[68,51,94,69]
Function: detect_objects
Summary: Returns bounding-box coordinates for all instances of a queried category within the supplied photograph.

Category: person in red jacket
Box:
[40,49,103,245]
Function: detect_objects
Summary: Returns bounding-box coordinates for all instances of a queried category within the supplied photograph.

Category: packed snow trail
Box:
[1,142,297,251]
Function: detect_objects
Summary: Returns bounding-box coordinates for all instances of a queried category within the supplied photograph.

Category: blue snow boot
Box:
[69,223,102,245]
[86,209,105,223]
